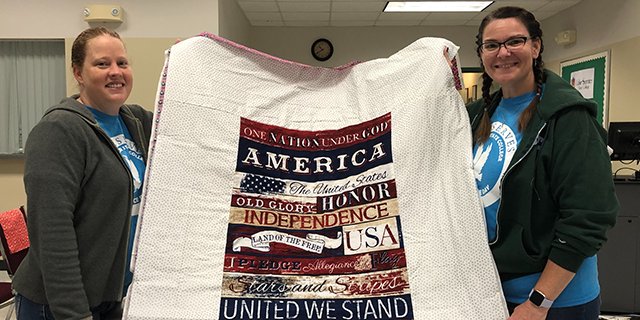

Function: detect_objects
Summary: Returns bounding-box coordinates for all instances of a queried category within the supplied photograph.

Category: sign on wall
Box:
[560,50,611,128]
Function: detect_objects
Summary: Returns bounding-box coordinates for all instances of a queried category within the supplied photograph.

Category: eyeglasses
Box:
[480,36,533,54]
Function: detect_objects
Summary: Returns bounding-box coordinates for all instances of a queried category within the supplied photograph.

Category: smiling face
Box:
[480,18,541,98]
[73,35,132,115]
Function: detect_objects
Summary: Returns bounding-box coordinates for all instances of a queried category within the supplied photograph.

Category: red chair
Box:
[0,206,29,320]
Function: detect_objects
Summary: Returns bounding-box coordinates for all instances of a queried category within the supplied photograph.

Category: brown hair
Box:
[474,6,546,143]
[71,26,122,70]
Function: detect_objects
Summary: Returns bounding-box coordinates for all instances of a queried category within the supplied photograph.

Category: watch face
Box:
[312,39,333,61]
[529,290,545,306]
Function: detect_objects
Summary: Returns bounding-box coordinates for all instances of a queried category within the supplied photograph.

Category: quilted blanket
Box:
[124,34,508,320]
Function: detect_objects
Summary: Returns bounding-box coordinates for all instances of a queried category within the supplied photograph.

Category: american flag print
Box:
[239,174,287,195]
[220,113,415,319]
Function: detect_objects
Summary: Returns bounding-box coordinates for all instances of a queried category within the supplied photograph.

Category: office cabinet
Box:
[599,179,640,313]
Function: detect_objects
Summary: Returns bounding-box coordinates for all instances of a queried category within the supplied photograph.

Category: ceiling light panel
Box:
[424,12,481,20]
[384,1,493,13]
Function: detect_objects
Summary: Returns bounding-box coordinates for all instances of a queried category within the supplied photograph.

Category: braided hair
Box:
[474,6,546,143]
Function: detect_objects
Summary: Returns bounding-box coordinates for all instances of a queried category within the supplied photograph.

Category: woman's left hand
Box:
[508,300,549,320]
[443,47,454,70]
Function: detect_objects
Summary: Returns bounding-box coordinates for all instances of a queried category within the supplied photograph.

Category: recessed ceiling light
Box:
[384,1,493,12]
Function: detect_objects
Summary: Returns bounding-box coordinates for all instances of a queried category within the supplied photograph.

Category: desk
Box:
[599,177,640,313]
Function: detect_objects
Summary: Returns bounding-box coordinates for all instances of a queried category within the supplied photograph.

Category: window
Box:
[0,40,66,155]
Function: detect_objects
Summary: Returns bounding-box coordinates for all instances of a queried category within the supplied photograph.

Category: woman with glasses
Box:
[466,6,618,320]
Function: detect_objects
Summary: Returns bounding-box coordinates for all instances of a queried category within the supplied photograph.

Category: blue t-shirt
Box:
[471,88,599,307]
[87,106,145,297]
[473,91,532,242]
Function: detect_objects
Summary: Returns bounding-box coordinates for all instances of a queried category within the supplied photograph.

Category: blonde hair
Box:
[71,26,123,70]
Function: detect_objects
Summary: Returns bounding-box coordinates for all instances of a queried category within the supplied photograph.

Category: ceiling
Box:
[236,0,582,27]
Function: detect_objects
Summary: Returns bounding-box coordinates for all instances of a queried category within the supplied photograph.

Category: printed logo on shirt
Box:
[111,134,144,209]
[473,122,518,208]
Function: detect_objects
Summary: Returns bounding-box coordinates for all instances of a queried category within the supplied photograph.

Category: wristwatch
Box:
[529,289,554,308]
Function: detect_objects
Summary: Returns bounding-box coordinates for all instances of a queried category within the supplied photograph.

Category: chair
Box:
[0,206,29,320]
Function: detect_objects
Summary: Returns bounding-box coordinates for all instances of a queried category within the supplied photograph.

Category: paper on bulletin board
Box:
[560,50,610,128]
[571,67,595,99]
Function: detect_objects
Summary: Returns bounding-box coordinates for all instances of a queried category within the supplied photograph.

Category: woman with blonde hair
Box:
[12,26,152,320]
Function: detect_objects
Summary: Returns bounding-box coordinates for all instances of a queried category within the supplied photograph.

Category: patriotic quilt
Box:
[124,34,508,320]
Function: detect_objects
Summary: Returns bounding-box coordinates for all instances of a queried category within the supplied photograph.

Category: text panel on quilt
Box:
[221,112,414,319]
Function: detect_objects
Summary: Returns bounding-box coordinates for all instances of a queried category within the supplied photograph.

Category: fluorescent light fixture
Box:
[384,1,493,12]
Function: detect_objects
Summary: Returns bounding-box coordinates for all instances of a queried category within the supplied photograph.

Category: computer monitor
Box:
[608,122,640,161]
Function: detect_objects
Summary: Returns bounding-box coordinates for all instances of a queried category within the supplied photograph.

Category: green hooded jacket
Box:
[467,70,618,282]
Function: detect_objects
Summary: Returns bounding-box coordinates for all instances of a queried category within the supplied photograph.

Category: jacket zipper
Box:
[489,123,547,246]
[78,115,134,300]
[96,123,133,301]
[121,106,148,160]
[470,114,480,129]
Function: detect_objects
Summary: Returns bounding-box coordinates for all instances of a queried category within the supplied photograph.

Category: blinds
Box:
[0,40,66,154]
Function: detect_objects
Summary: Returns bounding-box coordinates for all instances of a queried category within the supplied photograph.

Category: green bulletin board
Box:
[560,51,610,128]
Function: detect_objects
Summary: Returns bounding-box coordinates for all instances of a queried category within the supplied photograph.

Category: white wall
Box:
[542,0,640,63]
[218,0,252,46]
[542,0,640,123]
[2,0,637,80]
[0,0,219,39]
[249,26,480,68]
[246,0,640,69]
[0,0,222,214]
[540,0,640,174]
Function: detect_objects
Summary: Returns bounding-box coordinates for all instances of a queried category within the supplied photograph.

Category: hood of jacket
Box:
[45,93,140,126]
[43,94,97,123]
[45,94,150,161]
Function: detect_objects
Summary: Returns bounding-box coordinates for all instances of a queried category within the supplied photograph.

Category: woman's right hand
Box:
[443,47,454,71]
[508,300,549,320]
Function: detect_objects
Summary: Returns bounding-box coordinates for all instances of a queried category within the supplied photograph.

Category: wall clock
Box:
[311,38,333,61]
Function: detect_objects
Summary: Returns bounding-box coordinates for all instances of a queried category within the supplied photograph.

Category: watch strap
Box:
[529,289,554,308]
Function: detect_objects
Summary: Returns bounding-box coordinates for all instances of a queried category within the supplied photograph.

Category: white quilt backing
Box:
[124,34,508,320]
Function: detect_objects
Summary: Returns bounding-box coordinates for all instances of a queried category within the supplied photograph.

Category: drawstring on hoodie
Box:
[531,125,549,201]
